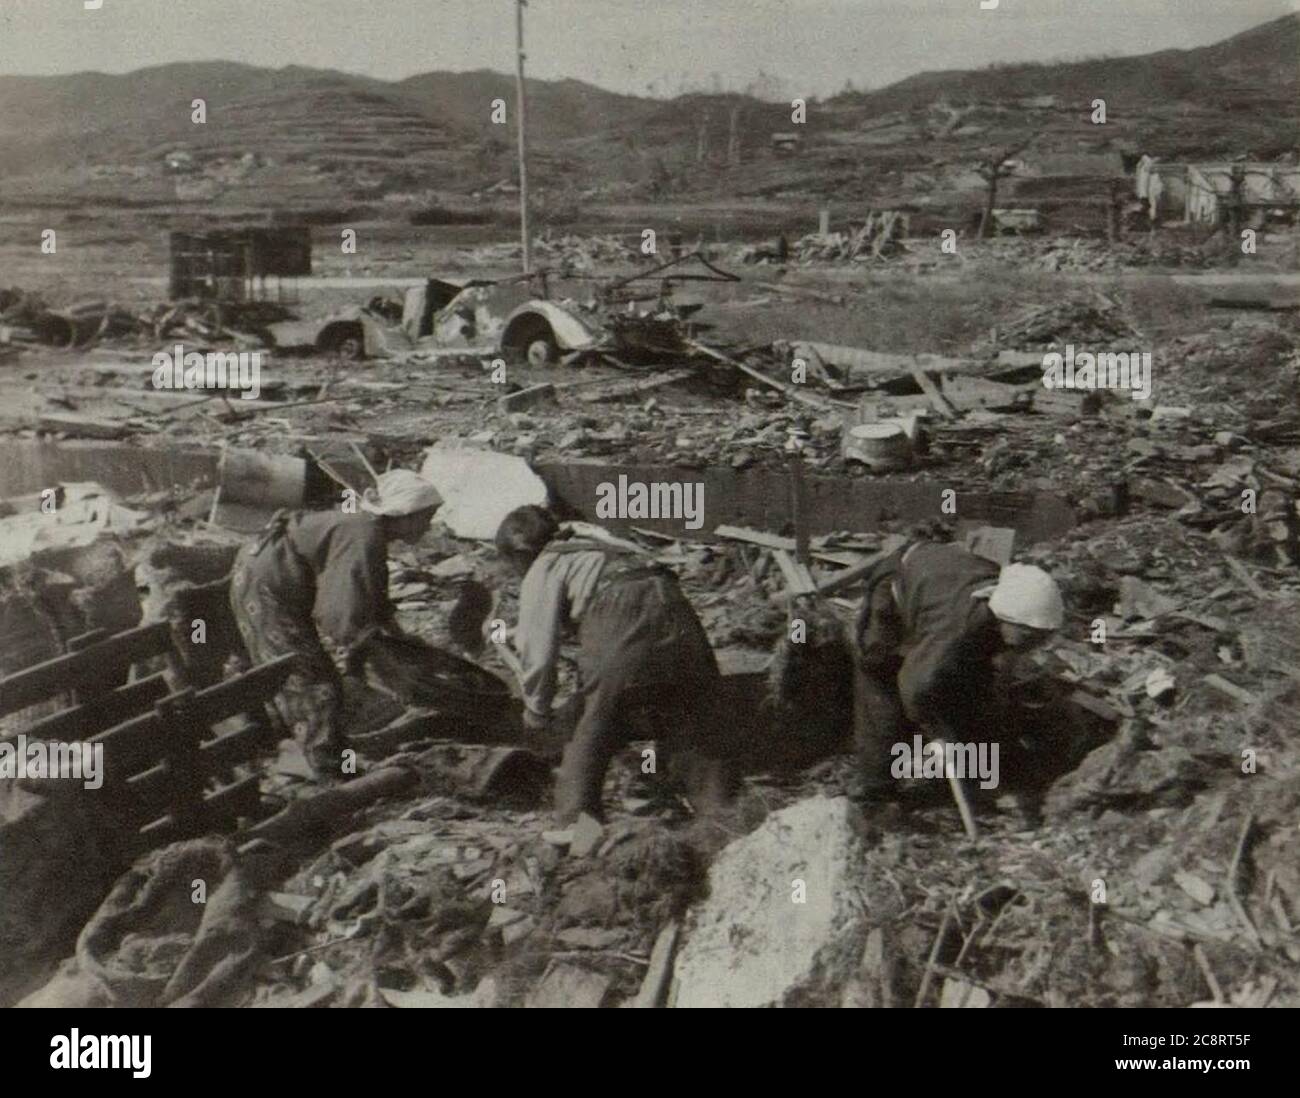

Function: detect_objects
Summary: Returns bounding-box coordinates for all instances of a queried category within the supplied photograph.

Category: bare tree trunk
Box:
[979,175,999,239]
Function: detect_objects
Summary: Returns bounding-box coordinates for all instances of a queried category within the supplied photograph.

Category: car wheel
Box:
[526,335,558,368]
[322,324,365,361]
[334,334,365,361]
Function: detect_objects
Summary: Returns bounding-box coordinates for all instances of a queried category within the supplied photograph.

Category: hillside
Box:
[0,15,1294,218]
[845,11,1300,113]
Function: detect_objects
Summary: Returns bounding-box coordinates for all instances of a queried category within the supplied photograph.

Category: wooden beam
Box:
[9,672,170,744]
[773,549,818,596]
[191,654,297,724]
[686,339,847,412]
[0,622,173,718]
[815,534,908,595]
[908,363,957,420]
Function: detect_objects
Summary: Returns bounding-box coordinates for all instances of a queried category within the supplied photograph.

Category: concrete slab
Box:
[420,447,549,540]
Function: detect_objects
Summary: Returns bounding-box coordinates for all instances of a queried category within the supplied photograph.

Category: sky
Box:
[1,0,1297,99]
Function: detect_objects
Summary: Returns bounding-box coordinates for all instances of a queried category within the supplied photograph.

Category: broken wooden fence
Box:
[0,620,294,852]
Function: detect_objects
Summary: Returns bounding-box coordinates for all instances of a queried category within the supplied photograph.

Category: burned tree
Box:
[975,131,1042,239]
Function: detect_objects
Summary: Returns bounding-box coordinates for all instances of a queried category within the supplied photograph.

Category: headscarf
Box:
[360,469,442,516]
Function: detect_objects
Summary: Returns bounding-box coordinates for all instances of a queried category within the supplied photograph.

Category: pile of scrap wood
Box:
[0,289,286,352]
[789,211,911,263]
[1,293,143,350]
[983,295,1138,350]
[468,233,637,271]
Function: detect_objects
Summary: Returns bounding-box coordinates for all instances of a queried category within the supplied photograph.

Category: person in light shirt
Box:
[494,505,734,824]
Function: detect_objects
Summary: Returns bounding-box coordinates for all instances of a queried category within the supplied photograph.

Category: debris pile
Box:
[2,217,1298,1009]
[739,212,911,265]
[469,233,638,272]
[984,296,1139,350]
[0,288,288,353]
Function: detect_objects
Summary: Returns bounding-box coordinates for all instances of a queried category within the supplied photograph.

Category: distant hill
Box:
[842,12,1300,114]
[0,15,1294,215]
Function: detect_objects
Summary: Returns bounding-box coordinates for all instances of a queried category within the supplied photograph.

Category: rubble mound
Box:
[990,296,1140,350]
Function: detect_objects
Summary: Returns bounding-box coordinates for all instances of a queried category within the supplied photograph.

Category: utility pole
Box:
[514,0,531,273]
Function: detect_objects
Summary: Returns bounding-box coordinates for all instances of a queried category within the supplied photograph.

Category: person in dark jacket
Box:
[851,541,1064,803]
[493,505,734,825]
[229,469,441,778]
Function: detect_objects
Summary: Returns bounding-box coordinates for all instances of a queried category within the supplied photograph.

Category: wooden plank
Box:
[790,459,811,566]
[89,708,169,777]
[121,762,177,819]
[908,363,957,420]
[121,719,271,815]
[686,339,846,413]
[577,367,695,404]
[191,654,296,724]
[815,534,908,595]
[1203,674,1257,706]
[788,342,972,378]
[129,770,267,841]
[773,549,818,597]
[199,717,278,773]
[714,525,797,551]
[633,921,680,1008]
[201,774,266,831]
[155,691,206,835]
[1068,689,1122,724]
[0,621,173,718]
[10,672,170,744]
[37,413,129,440]
[68,628,115,708]
[1225,556,1269,601]
[713,524,868,568]
[93,660,293,793]
[941,375,1030,413]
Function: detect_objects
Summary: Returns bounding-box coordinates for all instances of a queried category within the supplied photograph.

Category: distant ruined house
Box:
[1136,155,1300,225]
[164,150,196,174]
[770,132,803,155]
[1184,164,1300,224]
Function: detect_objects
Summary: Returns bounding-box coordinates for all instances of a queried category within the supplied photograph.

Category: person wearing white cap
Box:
[850,540,1064,809]
[229,466,441,779]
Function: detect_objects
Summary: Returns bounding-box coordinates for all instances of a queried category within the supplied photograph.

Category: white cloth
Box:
[988,563,1064,630]
[360,469,442,517]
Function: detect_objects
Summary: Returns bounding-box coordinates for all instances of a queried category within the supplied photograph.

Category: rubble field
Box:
[1,234,1298,1009]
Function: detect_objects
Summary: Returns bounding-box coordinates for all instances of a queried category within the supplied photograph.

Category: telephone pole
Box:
[515,0,531,273]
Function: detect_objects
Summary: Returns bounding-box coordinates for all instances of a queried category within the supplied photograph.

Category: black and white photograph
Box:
[0,0,1297,1051]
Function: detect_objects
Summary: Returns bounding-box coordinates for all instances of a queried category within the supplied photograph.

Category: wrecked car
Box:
[268,252,733,364]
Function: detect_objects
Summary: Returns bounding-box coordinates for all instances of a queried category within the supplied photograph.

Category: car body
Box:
[267,278,609,364]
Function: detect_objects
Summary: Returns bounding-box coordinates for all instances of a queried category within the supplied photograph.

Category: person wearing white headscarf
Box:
[229,467,441,779]
[850,541,1064,811]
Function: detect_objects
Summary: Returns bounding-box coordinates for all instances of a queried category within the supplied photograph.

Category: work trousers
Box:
[554,569,731,824]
